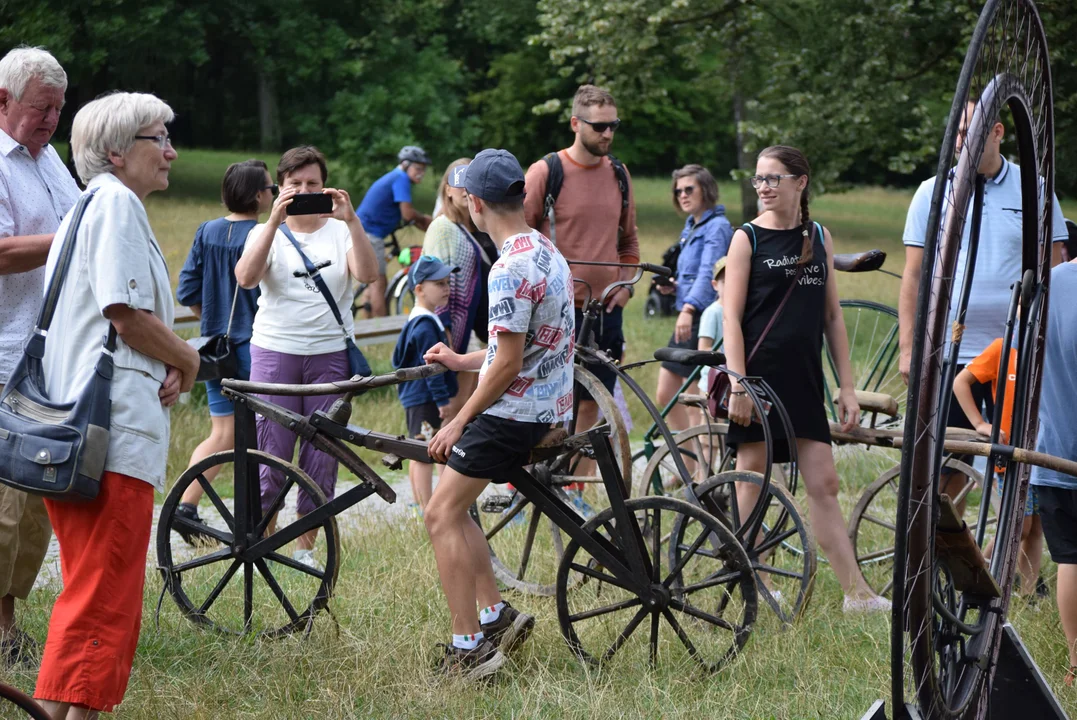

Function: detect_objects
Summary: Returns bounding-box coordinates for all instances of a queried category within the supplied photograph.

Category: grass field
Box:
[2,147,1076,719]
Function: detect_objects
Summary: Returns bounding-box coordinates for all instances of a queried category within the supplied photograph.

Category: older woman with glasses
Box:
[172,160,276,542]
[654,164,732,433]
[35,91,200,718]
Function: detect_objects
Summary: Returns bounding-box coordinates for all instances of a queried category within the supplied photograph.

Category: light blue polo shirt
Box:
[1031,262,1077,489]
[903,158,1068,363]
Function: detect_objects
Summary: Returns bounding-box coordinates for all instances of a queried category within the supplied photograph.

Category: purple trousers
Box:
[250,345,349,516]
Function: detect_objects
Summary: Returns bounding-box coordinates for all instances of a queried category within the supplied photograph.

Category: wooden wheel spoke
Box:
[254,477,295,539]
[661,607,700,659]
[254,559,301,623]
[195,559,242,616]
[753,562,806,581]
[601,607,649,662]
[649,611,660,666]
[858,546,897,563]
[172,515,233,545]
[677,569,746,596]
[484,499,529,539]
[753,525,799,556]
[568,561,633,591]
[265,551,326,579]
[650,507,661,583]
[862,512,897,532]
[669,597,739,634]
[568,596,641,623]
[664,526,712,587]
[517,506,543,582]
[172,547,234,574]
[196,474,235,531]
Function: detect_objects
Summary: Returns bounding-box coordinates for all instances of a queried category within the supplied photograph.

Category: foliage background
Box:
[5,0,1076,197]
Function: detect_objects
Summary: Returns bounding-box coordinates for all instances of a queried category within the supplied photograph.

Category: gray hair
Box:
[71,92,174,184]
[0,47,67,101]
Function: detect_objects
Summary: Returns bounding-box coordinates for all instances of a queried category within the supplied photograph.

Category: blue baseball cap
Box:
[409,255,459,289]
[447,163,469,188]
[462,148,526,202]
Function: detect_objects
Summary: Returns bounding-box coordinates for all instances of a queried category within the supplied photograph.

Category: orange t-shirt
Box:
[965,338,1017,440]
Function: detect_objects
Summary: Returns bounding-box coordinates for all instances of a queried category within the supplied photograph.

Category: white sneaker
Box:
[843,595,891,614]
[293,548,322,571]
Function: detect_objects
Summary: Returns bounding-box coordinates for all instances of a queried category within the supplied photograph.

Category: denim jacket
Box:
[676,206,732,312]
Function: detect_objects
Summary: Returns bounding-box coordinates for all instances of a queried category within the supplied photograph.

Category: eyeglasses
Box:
[264,184,279,195]
[749,174,798,189]
[577,117,621,133]
[674,186,696,197]
[134,134,173,149]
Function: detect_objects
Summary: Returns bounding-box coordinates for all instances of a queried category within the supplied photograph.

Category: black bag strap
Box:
[278,223,353,347]
[608,154,630,210]
[542,151,630,216]
[223,222,241,338]
[34,189,117,353]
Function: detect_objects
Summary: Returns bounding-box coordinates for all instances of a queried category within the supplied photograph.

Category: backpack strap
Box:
[542,152,563,247]
[608,154,630,210]
[741,223,758,254]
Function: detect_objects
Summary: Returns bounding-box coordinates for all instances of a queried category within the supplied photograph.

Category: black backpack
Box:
[541,151,630,245]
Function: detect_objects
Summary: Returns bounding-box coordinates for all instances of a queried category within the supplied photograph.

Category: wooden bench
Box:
[173,305,408,347]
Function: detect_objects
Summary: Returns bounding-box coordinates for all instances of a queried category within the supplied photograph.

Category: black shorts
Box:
[659,313,702,378]
[574,305,624,399]
[446,414,551,482]
[1036,485,1077,564]
[405,402,442,440]
[942,364,994,473]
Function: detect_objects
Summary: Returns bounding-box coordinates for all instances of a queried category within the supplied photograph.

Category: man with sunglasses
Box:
[524,85,639,490]
[0,47,81,667]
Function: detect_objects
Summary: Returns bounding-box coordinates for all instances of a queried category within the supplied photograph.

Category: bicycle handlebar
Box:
[222,363,448,397]
[568,260,671,308]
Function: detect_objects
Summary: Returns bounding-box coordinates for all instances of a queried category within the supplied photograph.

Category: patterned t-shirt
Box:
[480,230,575,423]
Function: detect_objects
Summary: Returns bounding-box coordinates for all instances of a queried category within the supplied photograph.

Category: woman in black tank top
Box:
[723,146,888,613]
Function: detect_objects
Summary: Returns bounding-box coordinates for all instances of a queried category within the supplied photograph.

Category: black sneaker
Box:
[173,503,219,547]
[435,639,505,680]
[1036,576,1051,601]
[0,628,39,667]
[480,602,535,653]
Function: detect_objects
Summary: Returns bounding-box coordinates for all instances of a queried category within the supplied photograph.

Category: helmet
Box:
[398,145,432,165]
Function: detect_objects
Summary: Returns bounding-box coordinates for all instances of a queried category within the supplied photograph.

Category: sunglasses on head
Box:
[578,117,621,133]
[674,186,696,197]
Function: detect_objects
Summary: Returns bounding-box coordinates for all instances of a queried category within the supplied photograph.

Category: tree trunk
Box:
[257,68,282,152]
[732,90,757,223]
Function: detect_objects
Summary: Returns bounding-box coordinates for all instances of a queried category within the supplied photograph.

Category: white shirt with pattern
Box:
[481,230,575,424]
[0,131,81,383]
[42,174,175,490]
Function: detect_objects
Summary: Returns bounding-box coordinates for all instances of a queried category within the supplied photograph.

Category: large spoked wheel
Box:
[850,458,991,597]
[673,471,816,625]
[157,450,340,638]
[390,271,415,315]
[894,2,1054,716]
[556,496,757,672]
[472,367,632,595]
[0,684,50,720]
[825,300,903,425]
[635,423,730,499]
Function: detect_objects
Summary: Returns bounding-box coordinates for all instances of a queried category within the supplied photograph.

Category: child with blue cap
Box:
[391,255,460,512]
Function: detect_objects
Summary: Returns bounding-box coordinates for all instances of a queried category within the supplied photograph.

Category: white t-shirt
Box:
[42,173,175,490]
[481,230,575,424]
[246,219,356,355]
[0,131,81,382]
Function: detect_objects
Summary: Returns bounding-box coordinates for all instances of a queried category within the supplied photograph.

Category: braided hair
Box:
[758,145,814,265]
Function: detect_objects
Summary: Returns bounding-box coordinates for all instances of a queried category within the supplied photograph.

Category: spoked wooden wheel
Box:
[825,300,904,425]
[635,423,729,499]
[673,471,816,625]
[0,684,50,720]
[472,367,632,595]
[556,496,757,672]
[894,1,1054,716]
[157,450,340,637]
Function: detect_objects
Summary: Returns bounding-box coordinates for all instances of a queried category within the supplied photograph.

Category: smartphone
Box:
[286,192,334,216]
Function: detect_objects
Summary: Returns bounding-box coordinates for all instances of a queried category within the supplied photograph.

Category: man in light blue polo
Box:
[899,99,1067,392]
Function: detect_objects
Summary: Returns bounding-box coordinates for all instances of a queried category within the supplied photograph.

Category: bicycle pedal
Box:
[482,495,515,513]
[381,453,403,471]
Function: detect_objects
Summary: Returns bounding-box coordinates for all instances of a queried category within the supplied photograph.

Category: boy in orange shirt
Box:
[954,338,1045,597]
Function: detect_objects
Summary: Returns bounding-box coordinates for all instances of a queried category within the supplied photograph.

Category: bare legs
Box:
[735,439,877,599]
[179,414,236,506]
[424,468,501,635]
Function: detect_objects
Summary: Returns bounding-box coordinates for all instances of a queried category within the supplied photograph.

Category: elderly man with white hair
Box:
[0,45,80,668]
[31,91,199,720]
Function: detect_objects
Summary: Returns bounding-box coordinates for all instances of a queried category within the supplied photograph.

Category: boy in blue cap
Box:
[391,256,460,512]
[423,149,575,679]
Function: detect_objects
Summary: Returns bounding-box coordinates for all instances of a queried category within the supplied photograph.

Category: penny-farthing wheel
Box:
[892,1,1055,717]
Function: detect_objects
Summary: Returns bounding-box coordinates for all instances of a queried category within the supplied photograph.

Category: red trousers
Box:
[34,472,154,712]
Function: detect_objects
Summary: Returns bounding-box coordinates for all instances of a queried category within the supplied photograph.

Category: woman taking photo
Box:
[421,158,489,403]
[723,145,887,613]
[35,91,200,717]
[235,145,378,569]
[172,160,273,539]
[654,164,731,433]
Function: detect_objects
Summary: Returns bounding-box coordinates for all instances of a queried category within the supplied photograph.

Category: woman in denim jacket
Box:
[654,164,732,434]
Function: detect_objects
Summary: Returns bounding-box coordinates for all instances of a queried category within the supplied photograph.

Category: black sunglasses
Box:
[264,184,279,195]
[578,117,621,133]
[674,186,696,197]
